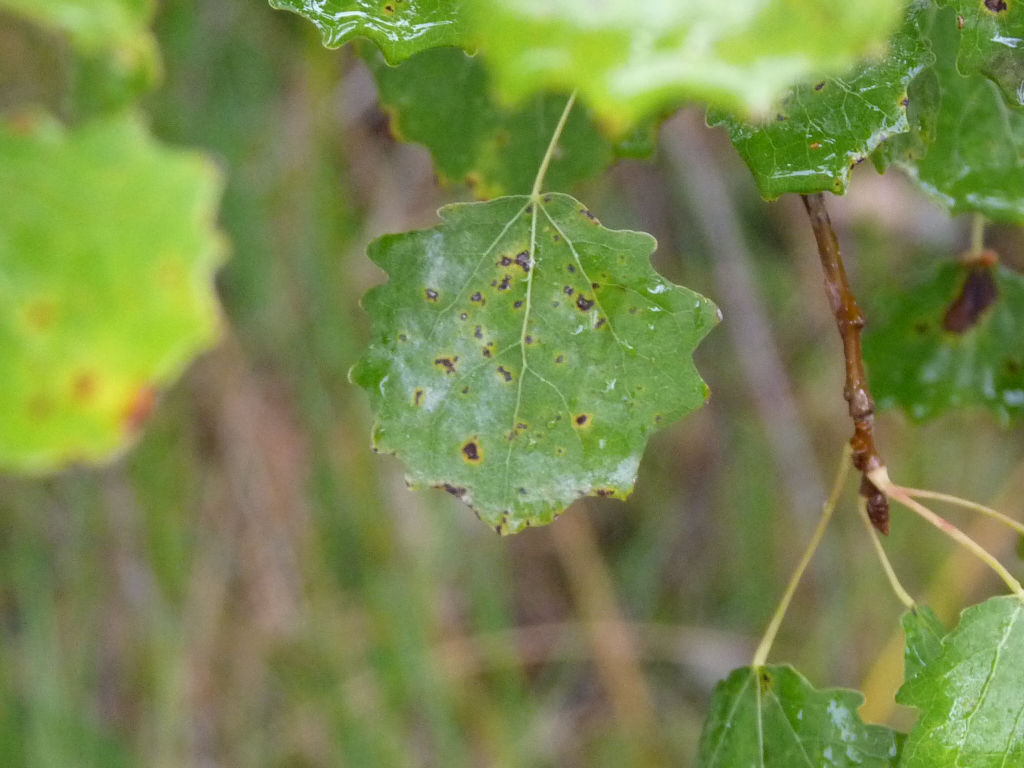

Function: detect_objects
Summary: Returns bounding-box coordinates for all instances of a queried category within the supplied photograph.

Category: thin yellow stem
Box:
[970,213,986,256]
[752,445,851,667]
[869,467,1024,599]
[857,497,915,609]
[530,91,577,200]
[902,487,1024,538]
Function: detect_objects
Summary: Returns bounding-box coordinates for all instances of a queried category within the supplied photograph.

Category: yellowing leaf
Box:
[0,113,225,472]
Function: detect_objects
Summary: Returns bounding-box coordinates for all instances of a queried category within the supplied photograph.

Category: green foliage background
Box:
[2,1,1024,765]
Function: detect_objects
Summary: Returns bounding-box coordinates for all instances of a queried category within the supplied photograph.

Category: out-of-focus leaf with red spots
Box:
[350,193,718,533]
[0,113,225,472]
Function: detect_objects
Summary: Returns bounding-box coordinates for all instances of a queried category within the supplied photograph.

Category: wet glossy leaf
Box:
[268,0,465,63]
[697,665,901,768]
[0,0,160,89]
[902,605,947,683]
[367,47,652,198]
[350,194,718,533]
[874,7,1024,223]
[865,260,1024,422]
[0,113,225,472]
[710,2,932,199]
[466,0,906,134]
[938,0,1024,107]
[897,595,1024,767]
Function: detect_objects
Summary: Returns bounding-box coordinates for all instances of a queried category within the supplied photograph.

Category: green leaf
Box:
[902,605,947,683]
[268,0,466,63]
[0,0,160,90]
[938,0,1024,107]
[0,113,225,473]
[697,665,901,767]
[367,47,651,198]
[864,260,1024,422]
[897,595,1024,767]
[466,0,907,134]
[710,2,932,199]
[874,7,1024,223]
[350,194,718,533]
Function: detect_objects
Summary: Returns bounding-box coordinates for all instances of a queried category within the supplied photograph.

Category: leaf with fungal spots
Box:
[351,193,718,533]
[873,6,1024,223]
[936,0,1024,107]
[0,113,225,472]
[864,259,1024,423]
[267,0,466,63]
[711,0,932,198]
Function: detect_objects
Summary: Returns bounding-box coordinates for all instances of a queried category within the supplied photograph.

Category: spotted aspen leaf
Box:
[937,0,1024,107]
[873,6,1024,223]
[268,0,466,63]
[697,665,901,767]
[897,596,1024,767]
[0,113,225,472]
[711,1,932,198]
[865,260,1024,422]
[351,194,718,533]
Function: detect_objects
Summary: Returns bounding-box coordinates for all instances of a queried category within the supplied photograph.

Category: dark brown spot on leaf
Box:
[498,275,512,291]
[576,295,594,311]
[474,325,483,339]
[580,209,597,222]
[513,300,524,309]
[425,288,439,301]
[591,282,600,289]
[776,113,787,122]
[943,265,998,334]
[482,348,492,358]
[555,355,564,364]
[814,81,825,91]
[573,413,592,429]
[497,366,513,382]
[434,356,458,374]
[462,440,482,463]
[459,312,468,320]
[595,488,613,497]
[594,317,607,329]
[499,255,513,266]
[413,389,424,406]
[984,0,1007,12]
[441,483,466,498]
[563,285,574,295]
[957,14,965,28]
[398,333,408,341]
[515,251,532,272]
[470,292,483,303]
[809,141,821,150]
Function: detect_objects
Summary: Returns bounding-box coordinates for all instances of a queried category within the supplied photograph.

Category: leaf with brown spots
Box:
[351,193,718,533]
[865,260,1024,422]
[937,0,1024,107]
[710,1,932,198]
[0,113,224,472]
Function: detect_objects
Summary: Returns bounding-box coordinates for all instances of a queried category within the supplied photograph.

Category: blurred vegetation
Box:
[2,1,1024,765]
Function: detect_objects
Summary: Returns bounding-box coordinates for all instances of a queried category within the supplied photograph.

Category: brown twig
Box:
[801,193,889,533]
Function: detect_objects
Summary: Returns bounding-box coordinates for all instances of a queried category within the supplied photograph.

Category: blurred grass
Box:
[3,1,1024,765]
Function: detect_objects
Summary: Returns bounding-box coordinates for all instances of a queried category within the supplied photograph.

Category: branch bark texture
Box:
[801,193,889,533]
